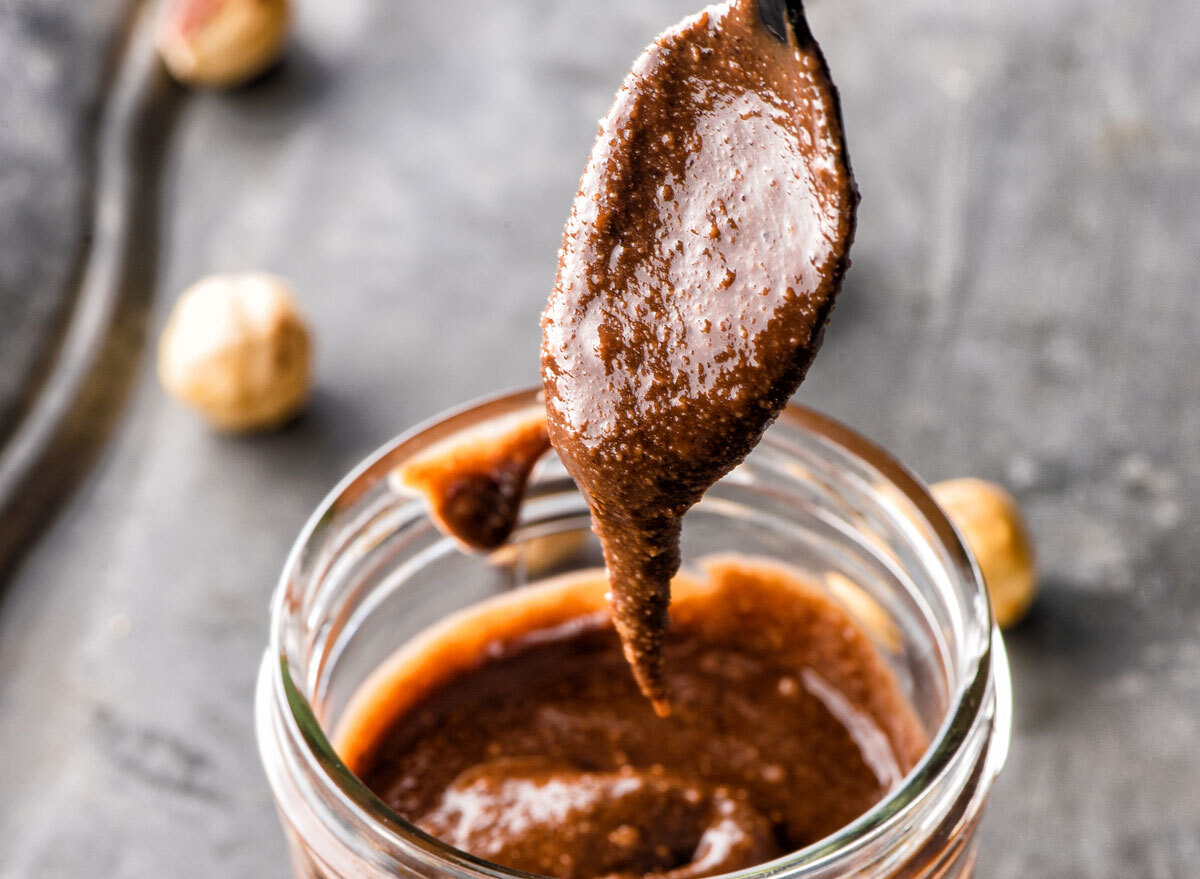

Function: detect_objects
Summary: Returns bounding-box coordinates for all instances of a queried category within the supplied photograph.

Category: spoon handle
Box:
[757,0,814,45]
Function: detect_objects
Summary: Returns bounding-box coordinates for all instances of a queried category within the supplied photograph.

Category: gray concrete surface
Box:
[1,0,1198,877]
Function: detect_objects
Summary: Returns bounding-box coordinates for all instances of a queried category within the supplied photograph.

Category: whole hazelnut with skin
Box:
[932,478,1038,629]
[158,273,312,433]
[157,0,290,88]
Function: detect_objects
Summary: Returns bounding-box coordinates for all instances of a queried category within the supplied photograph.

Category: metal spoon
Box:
[757,0,815,45]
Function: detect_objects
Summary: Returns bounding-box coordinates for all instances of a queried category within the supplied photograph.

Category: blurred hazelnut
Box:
[158,273,311,432]
[489,531,590,577]
[157,0,290,88]
[932,478,1037,628]
[519,530,589,576]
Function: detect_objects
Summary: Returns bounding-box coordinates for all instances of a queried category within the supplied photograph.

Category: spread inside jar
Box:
[336,557,926,879]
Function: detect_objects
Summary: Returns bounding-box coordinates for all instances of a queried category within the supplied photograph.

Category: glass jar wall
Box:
[255,387,1011,879]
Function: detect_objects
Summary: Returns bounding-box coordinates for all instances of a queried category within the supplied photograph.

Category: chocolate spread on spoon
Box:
[541,0,856,711]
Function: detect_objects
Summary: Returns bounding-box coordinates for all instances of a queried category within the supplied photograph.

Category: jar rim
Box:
[265,385,1010,879]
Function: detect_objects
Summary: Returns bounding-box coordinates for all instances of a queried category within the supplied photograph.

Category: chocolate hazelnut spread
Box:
[540,0,856,712]
[338,5,883,875]
[337,558,926,879]
[394,411,552,551]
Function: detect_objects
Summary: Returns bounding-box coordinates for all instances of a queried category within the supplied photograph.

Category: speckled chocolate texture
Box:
[541,0,856,710]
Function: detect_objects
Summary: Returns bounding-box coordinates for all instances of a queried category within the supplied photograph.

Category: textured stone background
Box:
[1,0,1198,877]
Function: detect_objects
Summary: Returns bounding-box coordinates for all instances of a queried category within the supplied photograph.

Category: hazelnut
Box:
[158,273,311,432]
[157,0,290,88]
[489,531,590,577]
[519,531,589,576]
[932,478,1037,628]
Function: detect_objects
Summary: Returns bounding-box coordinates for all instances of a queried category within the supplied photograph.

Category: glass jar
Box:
[255,386,1012,879]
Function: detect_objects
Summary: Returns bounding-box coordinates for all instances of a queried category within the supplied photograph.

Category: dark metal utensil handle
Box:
[757,0,814,45]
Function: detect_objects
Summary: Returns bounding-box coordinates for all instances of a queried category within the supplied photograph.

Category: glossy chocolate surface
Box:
[541,0,855,710]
